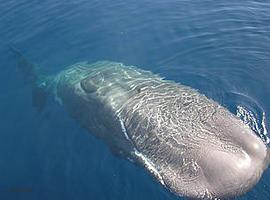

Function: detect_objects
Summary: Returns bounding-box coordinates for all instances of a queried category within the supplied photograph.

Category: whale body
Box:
[14,54,270,199]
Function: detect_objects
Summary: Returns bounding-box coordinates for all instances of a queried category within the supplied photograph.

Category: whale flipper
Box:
[10,46,48,111]
[31,85,48,112]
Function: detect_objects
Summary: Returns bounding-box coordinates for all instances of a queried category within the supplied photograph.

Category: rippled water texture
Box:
[0,0,270,199]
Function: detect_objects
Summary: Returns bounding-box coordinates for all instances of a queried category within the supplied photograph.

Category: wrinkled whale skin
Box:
[41,61,269,199]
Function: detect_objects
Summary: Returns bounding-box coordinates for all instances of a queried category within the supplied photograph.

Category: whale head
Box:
[159,108,270,199]
[200,110,270,199]
[198,125,269,198]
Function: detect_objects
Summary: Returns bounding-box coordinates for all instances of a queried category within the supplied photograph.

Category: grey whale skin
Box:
[21,59,270,199]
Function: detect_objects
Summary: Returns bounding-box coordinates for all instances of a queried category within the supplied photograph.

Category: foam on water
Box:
[117,112,165,185]
[236,105,269,144]
[133,149,165,186]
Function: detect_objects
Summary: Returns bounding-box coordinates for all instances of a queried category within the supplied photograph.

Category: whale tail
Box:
[10,46,48,112]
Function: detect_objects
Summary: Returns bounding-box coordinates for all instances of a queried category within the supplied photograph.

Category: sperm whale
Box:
[12,49,270,199]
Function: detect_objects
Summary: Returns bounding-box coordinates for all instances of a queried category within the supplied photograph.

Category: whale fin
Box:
[10,46,48,112]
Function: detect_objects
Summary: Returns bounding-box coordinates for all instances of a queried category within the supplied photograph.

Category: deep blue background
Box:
[1,0,270,199]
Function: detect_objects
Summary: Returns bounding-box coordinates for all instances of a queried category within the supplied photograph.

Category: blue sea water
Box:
[1,0,270,199]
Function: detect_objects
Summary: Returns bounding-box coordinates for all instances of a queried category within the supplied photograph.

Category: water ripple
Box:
[1,0,270,199]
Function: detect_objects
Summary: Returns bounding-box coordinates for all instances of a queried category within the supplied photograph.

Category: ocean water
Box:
[1,0,270,199]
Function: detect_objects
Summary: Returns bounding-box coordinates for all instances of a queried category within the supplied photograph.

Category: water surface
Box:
[0,0,270,199]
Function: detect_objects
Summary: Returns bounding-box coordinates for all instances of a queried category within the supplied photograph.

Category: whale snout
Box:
[201,148,268,198]
[198,126,270,199]
[239,130,270,171]
[161,121,270,199]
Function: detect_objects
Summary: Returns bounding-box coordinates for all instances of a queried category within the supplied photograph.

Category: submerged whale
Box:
[13,49,270,199]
